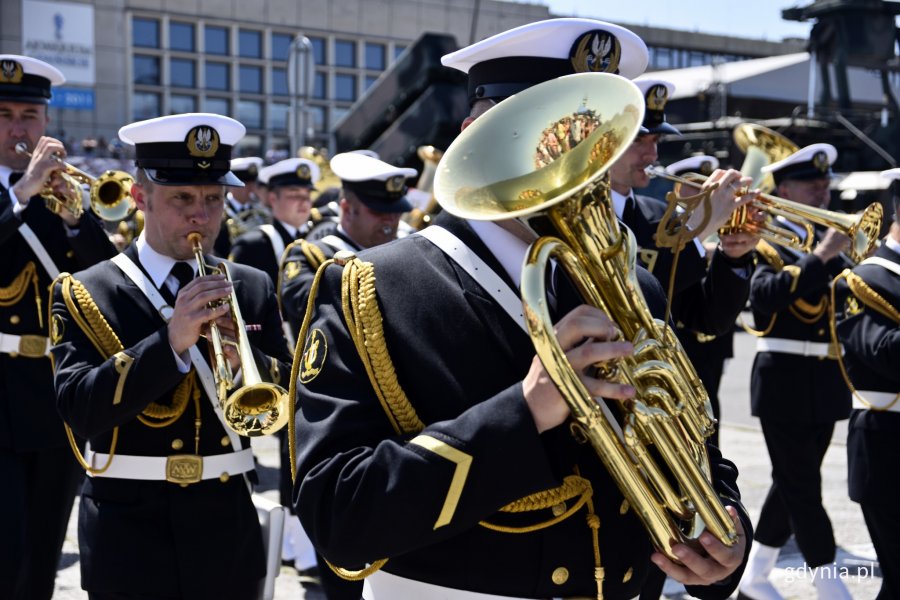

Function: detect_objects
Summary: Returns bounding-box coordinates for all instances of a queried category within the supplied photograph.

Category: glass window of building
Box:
[310,37,326,65]
[205,25,229,55]
[170,58,196,88]
[334,74,356,102]
[365,43,385,71]
[688,51,707,67]
[133,92,160,121]
[364,75,378,91]
[239,65,263,94]
[239,29,262,58]
[235,134,262,158]
[238,100,263,129]
[206,62,230,91]
[133,55,160,85]
[332,106,349,128]
[393,44,407,61]
[308,105,326,132]
[133,17,159,48]
[170,94,197,114]
[335,40,356,67]
[272,67,288,96]
[205,96,230,117]
[272,33,293,61]
[313,71,327,99]
[170,22,194,52]
[270,102,289,132]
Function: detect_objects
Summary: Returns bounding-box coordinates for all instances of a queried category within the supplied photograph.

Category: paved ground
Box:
[52,329,882,599]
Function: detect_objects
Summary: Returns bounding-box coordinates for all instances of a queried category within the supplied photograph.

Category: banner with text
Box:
[22,0,95,86]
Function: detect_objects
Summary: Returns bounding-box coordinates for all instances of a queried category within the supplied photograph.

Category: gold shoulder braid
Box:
[53,274,197,474]
[290,254,606,591]
[301,239,328,272]
[829,269,900,411]
[0,261,43,327]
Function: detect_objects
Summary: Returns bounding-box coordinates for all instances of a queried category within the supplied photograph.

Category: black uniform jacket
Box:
[749,239,851,423]
[0,188,115,451]
[230,219,296,284]
[628,194,751,336]
[834,242,900,502]
[279,230,362,334]
[293,212,750,600]
[51,243,291,596]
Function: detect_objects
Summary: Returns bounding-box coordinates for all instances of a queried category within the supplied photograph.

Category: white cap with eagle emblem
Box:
[761,143,837,186]
[634,78,679,135]
[258,157,320,189]
[331,152,418,213]
[0,54,65,104]
[441,18,648,105]
[118,113,246,186]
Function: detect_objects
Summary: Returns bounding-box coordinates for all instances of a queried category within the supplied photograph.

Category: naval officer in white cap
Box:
[213,155,268,256]
[0,53,117,600]
[50,112,292,600]
[292,19,750,600]
[740,142,853,600]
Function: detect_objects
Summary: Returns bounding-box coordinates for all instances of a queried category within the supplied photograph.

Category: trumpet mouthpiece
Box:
[187,232,203,246]
[14,142,29,156]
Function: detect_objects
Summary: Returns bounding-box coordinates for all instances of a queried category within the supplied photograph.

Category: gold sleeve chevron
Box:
[409,434,473,529]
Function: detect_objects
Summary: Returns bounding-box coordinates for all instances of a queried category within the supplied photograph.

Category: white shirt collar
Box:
[467,219,530,289]
[610,188,631,220]
[135,232,197,290]
[885,235,900,255]
[0,165,13,190]
[276,219,299,239]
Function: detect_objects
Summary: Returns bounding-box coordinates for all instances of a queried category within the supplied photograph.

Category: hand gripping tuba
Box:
[433,73,738,562]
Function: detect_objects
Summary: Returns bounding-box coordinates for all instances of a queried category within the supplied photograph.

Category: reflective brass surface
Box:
[434,73,738,562]
[189,233,289,436]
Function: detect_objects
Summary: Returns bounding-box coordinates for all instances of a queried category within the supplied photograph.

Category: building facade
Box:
[1,0,804,157]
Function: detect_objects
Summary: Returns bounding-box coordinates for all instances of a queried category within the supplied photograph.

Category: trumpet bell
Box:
[223,383,289,437]
[91,170,136,222]
[434,73,645,220]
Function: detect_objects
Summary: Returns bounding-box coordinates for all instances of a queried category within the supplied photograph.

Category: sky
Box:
[539,0,815,42]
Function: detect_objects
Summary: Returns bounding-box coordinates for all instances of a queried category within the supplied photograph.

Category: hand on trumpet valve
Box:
[689,169,758,241]
[812,227,851,263]
[166,273,233,357]
[12,136,68,205]
[203,311,241,371]
[522,305,635,433]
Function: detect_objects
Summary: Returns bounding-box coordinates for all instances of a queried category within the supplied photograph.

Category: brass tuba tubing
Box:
[433,73,738,562]
[188,232,289,437]
[647,167,883,264]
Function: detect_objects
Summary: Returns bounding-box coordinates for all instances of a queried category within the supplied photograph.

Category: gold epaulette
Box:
[845,271,900,325]
[754,240,784,271]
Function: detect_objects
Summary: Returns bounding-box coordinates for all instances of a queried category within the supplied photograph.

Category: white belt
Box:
[0,332,50,358]
[852,391,900,412]
[85,447,255,484]
[362,569,631,600]
[756,338,841,358]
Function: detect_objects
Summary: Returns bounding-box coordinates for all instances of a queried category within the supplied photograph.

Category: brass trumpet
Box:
[647,167,883,264]
[14,142,136,221]
[405,145,444,229]
[188,232,289,437]
[434,73,737,562]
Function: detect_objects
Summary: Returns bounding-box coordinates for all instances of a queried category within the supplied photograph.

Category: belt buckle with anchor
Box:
[166,454,203,485]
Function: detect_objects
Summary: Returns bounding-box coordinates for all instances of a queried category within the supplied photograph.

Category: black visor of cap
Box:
[136,141,242,187]
[0,73,53,104]
[643,109,681,136]
[467,57,578,105]
[344,179,413,213]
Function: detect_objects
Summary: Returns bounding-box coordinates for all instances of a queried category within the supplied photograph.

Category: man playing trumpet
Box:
[0,54,115,600]
[50,113,291,599]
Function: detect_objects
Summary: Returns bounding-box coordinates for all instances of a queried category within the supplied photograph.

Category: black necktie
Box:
[622,196,637,227]
[162,261,194,304]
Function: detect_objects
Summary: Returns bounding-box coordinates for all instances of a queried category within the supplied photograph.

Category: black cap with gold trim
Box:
[230,156,264,183]
[0,55,65,104]
[441,18,648,105]
[635,79,679,136]
[761,143,837,186]
[331,152,418,213]
[118,113,246,186]
[258,158,320,190]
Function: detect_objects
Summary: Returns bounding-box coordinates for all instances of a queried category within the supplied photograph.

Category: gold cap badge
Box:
[646,84,668,111]
[385,175,405,193]
[570,31,621,74]
[185,126,220,158]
